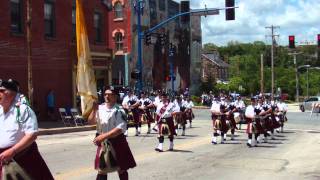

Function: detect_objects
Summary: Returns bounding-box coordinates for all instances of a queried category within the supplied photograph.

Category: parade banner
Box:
[76,0,97,118]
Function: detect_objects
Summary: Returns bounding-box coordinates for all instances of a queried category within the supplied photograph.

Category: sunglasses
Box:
[0,89,6,93]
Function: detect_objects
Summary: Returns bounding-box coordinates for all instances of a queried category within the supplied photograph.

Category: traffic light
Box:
[289,35,295,49]
[181,1,190,23]
[317,34,320,48]
[131,69,140,79]
[159,34,166,46]
[225,0,235,21]
[145,33,151,46]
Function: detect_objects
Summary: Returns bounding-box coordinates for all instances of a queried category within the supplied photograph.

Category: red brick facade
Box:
[107,0,131,54]
[0,0,111,121]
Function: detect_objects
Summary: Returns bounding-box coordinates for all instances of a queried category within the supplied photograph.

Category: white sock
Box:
[169,142,174,149]
[157,143,163,150]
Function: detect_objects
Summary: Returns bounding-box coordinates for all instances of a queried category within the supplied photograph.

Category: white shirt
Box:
[156,102,177,118]
[0,96,38,149]
[245,105,255,118]
[234,100,245,110]
[277,102,288,112]
[139,98,153,108]
[122,95,138,107]
[153,96,161,107]
[173,100,183,112]
[97,104,127,134]
[184,101,194,109]
[210,101,221,113]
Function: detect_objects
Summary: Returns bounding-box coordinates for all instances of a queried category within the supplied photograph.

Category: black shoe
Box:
[247,143,252,147]
[155,148,163,152]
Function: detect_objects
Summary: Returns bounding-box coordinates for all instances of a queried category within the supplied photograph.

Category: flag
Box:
[76,0,98,118]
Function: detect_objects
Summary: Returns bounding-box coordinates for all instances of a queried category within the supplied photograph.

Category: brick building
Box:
[107,0,132,86]
[201,52,229,82]
[0,0,112,121]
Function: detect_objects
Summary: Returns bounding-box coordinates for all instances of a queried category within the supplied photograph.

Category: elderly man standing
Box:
[0,79,53,180]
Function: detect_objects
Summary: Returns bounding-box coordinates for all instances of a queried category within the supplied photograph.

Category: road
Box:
[36,109,320,180]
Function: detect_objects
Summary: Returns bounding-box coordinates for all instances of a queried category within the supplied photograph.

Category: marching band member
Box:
[210,95,226,144]
[0,79,54,180]
[245,97,261,147]
[138,91,154,134]
[173,96,187,136]
[122,90,140,136]
[233,95,246,129]
[88,86,136,180]
[154,93,178,152]
[276,98,288,133]
[184,96,195,128]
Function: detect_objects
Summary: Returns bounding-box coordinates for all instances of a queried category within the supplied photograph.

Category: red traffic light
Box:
[289,35,295,48]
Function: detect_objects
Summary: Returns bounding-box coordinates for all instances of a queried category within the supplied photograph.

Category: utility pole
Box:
[289,52,301,102]
[27,0,33,105]
[260,53,264,94]
[307,67,309,98]
[265,25,279,99]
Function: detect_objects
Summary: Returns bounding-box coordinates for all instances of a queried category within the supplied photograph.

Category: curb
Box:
[38,125,96,136]
[194,106,210,109]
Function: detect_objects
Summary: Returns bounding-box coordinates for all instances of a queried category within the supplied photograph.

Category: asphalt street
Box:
[36,109,320,180]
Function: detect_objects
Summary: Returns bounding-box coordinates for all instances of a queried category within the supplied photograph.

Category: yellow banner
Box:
[76,0,97,118]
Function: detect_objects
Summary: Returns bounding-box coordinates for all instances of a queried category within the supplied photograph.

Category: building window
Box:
[114,1,123,19]
[94,12,103,42]
[10,0,23,34]
[115,32,123,51]
[44,1,55,37]
[158,0,165,11]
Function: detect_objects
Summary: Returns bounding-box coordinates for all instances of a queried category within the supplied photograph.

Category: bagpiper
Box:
[138,91,154,134]
[154,92,178,152]
[122,90,140,136]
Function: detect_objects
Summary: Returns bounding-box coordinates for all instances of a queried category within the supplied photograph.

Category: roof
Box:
[202,53,229,68]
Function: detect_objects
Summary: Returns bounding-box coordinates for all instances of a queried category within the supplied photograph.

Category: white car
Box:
[299,97,320,112]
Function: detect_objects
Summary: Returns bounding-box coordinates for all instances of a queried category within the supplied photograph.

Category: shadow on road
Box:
[167,149,193,153]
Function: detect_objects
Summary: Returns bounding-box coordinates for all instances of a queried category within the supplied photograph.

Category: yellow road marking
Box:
[54,136,210,180]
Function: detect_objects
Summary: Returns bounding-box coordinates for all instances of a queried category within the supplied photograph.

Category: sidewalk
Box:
[38,121,96,136]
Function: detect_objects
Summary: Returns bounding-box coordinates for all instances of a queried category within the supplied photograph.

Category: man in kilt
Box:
[88,86,136,180]
[138,91,154,134]
[122,90,140,136]
[154,93,178,152]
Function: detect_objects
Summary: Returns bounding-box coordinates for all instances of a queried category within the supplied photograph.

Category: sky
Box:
[174,0,320,46]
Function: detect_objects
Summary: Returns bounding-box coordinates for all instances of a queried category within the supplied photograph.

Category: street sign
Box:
[192,9,219,16]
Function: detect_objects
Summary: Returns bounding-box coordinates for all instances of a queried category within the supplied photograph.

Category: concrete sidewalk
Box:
[38,121,96,136]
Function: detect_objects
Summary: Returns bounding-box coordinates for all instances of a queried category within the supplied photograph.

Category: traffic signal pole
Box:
[134,0,143,91]
[169,44,175,91]
[134,1,236,91]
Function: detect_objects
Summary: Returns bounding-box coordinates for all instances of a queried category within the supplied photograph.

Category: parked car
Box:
[299,96,320,112]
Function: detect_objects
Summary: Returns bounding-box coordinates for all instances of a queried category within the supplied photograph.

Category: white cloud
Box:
[180,0,320,46]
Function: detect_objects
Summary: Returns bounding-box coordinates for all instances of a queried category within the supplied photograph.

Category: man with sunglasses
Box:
[0,79,53,180]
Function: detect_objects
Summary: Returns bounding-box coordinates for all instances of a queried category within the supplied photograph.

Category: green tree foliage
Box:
[202,41,320,100]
